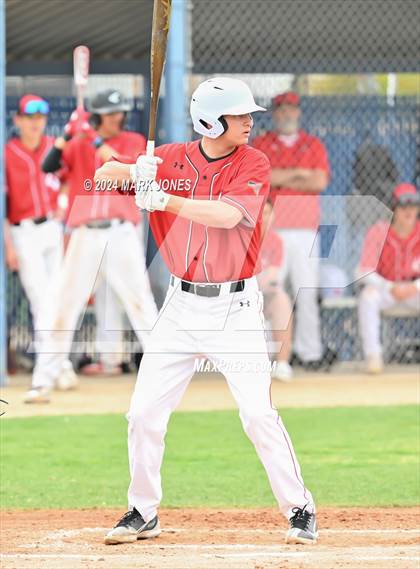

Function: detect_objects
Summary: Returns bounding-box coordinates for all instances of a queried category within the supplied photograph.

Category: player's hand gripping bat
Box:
[147,0,172,157]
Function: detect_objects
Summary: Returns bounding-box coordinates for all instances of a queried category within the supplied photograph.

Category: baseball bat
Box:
[147,0,172,157]
[73,45,90,111]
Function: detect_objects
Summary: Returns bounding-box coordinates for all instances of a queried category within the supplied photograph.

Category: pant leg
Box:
[42,219,63,277]
[276,229,290,287]
[105,223,158,350]
[127,287,196,521]
[205,278,314,519]
[10,223,52,350]
[32,227,106,388]
[284,229,322,361]
[358,285,395,357]
[36,220,64,339]
[94,282,124,368]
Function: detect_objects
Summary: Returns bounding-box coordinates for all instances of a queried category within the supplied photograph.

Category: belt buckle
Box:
[196,284,221,298]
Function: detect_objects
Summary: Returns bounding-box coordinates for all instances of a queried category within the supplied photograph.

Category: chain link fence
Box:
[5,0,420,371]
[189,0,420,367]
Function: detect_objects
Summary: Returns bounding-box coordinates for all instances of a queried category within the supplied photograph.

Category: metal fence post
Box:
[164,0,188,143]
[0,0,6,385]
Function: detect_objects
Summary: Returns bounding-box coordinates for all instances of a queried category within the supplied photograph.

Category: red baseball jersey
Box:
[148,140,270,282]
[63,131,146,227]
[360,220,420,282]
[5,136,60,224]
[259,229,284,271]
[252,130,330,229]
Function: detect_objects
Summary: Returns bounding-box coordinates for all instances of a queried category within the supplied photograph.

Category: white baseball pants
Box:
[94,283,125,368]
[94,223,146,368]
[10,218,63,357]
[127,276,314,522]
[277,229,322,361]
[358,284,420,357]
[32,222,158,387]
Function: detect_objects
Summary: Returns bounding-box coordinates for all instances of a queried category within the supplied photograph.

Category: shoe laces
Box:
[116,508,142,527]
[289,506,312,531]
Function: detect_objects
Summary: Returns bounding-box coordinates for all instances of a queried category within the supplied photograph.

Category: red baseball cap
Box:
[392,183,419,206]
[18,94,50,115]
[272,91,300,108]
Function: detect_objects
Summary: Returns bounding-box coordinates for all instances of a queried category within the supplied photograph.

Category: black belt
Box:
[171,276,245,297]
[85,219,125,229]
[12,216,48,226]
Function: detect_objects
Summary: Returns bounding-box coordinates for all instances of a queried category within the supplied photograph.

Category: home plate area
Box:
[1,508,419,569]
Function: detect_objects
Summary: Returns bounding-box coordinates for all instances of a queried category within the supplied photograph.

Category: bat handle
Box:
[146,140,155,157]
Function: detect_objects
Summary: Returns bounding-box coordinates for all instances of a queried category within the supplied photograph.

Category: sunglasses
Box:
[21,100,50,115]
[395,195,419,206]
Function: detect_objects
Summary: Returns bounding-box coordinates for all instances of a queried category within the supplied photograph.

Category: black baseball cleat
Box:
[285,506,318,544]
[104,508,161,545]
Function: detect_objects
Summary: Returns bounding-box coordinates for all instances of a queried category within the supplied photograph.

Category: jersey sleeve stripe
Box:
[220,195,256,227]
[184,153,200,273]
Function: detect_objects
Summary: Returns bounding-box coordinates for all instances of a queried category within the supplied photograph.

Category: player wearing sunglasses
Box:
[4,94,76,399]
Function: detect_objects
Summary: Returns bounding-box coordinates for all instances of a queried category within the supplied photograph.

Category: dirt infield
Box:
[1,507,419,569]
[2,371,418,568]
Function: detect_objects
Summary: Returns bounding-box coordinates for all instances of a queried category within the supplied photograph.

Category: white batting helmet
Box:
[190,77,266,139]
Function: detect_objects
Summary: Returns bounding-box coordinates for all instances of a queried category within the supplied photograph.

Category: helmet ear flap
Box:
[196,116,228,137]
[218,116,228,134]
[89,113,101,128]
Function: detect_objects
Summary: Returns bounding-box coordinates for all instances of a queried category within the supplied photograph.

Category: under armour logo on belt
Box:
[239,301,250,307]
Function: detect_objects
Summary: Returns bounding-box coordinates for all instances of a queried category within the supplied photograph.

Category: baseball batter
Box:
[95,78,318,545]
[28,89,158,402]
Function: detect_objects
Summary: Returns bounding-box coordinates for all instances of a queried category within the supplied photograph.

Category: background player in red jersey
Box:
[46,89,149,377]
[257,201,294,381]
[4,94,75,397]
[356,183,420,373]
[95,77,318,546]
[27,89,158,402]
[253,92,330,369]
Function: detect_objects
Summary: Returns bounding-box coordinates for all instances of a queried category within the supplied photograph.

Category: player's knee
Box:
[128,406,168,438]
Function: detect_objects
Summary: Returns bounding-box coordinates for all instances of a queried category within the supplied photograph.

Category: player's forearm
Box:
[94,161,132,187]
[96,143,119,164]
[165,195,243,229]
[42,146,64,173]
[271,168,300,186]
[271,168,328,192]
[3,220,13,249]
[355,266,392,291]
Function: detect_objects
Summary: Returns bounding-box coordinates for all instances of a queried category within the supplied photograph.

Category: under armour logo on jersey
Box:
[108,91,121,104]
[248,180,263,195]
[173,161,184,170]
[239,300,250,307]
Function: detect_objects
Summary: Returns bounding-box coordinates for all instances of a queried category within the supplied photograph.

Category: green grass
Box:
[1,406,419,509]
